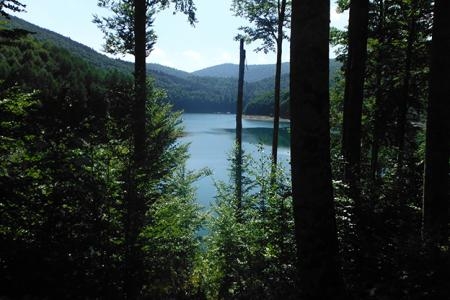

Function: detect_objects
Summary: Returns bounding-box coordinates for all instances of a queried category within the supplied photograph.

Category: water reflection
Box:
[222,127,290,149]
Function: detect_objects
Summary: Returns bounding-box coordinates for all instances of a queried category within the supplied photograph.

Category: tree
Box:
[422,0,449,248]
[340,0,370,287]
[231,0,291,167]
[341,0,369,205]
[94,1,196,298]
[369,0,385,188]
[395,0,419,200]
[0,0,30,42]
[199,148,296,299]
[0,43,132,298]
[0,0,24,16]
[235,39,246,214]
[290,0,344,298]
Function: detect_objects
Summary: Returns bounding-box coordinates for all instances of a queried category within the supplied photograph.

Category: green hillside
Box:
[3,16,340,116]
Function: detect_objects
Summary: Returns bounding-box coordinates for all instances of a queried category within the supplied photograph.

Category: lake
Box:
[180,113,290,207]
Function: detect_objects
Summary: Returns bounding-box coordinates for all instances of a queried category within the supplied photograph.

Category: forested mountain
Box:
[3,16,338,116]
[193,60,341,83]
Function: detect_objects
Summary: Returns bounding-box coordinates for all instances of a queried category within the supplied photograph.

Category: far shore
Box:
[243,114,290,123]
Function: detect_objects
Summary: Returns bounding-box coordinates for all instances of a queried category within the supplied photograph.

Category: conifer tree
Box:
[94,1,196,298]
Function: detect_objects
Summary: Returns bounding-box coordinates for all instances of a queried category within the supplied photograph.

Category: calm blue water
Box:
[180,113,290,207]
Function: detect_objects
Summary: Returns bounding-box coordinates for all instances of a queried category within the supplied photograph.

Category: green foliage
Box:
[329,1,447,299]
[0,36,203,298]
[0,2,30,43]
[3,16,345,117]
[1,1,447,298]
[244,59,341,117]
[197,147,296,300]
[141,167,205,299]
[94,0,196,56]
[245,89,290,117]
[231,0,291,53]
[192,62,290,83]
[0,85,127,297]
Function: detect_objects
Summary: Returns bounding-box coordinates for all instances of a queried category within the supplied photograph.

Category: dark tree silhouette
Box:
[396,0,418,199]
[341,0,369,204]
[340,0,370,285]
[290,0,345,298]
[0,0,24,17]
[422,0,449,248]
[0,0,29,41]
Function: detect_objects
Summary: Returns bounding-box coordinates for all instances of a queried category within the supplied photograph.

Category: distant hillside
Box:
[192,62,290,83]
[6,16,191,77]
[192,60,341,83]
[148,63,191,79]
[3,16,341,116]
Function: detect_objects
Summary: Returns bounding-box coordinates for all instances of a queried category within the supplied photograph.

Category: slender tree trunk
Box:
[422,0,449,248]
[396,3,417,197]
[271,0,287,170]
[235,38,245,217]
[290,0,345,298]
[125,1,147,299]
[370,0,385,186]
[371,70,383,184]
[341,2,370,288]
[341,0,369,203]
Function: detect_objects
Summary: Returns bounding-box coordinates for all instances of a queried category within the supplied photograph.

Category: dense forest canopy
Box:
[0,0,448,299]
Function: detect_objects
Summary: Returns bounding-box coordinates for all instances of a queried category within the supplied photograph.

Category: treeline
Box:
[244,59,341,117]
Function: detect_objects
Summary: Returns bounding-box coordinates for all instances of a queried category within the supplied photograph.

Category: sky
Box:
[14,0,348,73]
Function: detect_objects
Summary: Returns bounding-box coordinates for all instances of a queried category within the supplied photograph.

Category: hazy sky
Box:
[15,0,347,72]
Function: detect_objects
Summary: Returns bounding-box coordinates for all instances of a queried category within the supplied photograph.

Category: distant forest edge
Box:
[4,16,340,116]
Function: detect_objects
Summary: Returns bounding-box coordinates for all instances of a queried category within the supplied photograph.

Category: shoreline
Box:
[243,114,290,123]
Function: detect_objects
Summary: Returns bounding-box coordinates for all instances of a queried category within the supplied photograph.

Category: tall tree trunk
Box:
[396,2,417,198]
[341,0,369,203]
[125,1,147,299]
[341,2,370,287]
[235,38,245,217]
[370,0,385,186]
[422,0,449,248]
[271,0,287,170]
[290,0,345,298]
[370,66,383,186]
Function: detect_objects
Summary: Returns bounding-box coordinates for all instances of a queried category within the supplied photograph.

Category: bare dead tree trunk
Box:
[235,38,245,218]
